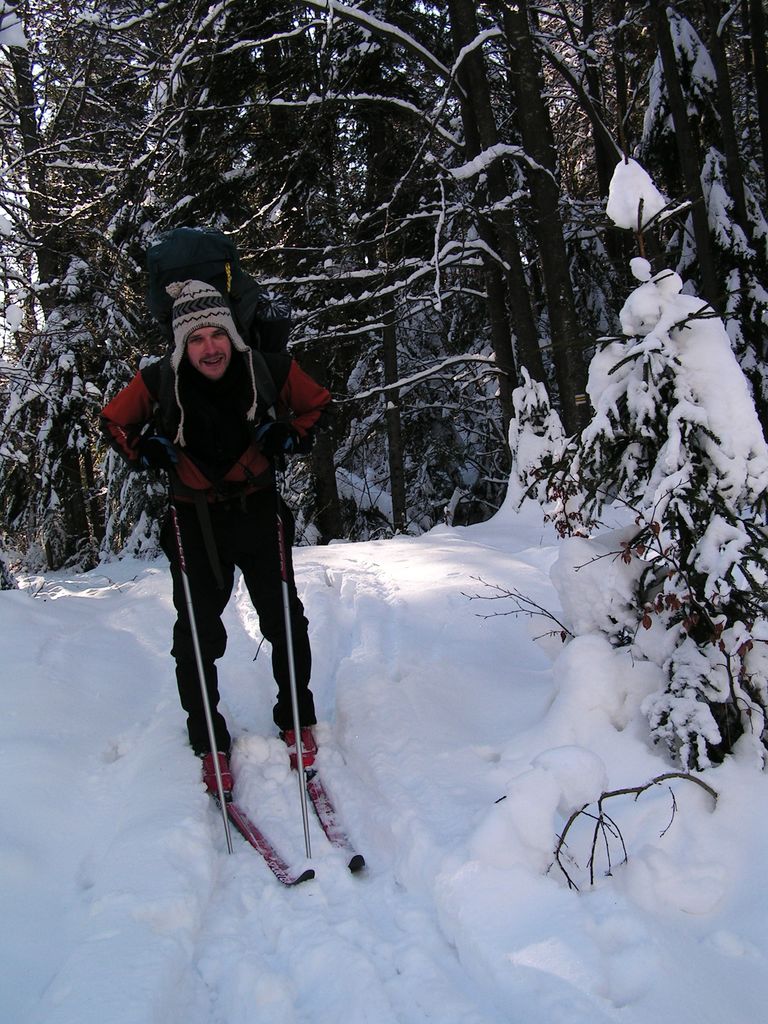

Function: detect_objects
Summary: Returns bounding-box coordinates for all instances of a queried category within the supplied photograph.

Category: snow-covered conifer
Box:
[507,367,568,512]
[563,160,768,769]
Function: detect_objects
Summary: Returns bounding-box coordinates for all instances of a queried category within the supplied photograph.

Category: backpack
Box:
[145,227,290,354]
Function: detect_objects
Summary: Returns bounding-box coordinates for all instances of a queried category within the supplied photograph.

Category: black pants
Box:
[160,489,316,755]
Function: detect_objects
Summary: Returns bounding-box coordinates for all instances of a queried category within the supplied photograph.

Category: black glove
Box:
[137,434,178,472]
[255,420,301,458]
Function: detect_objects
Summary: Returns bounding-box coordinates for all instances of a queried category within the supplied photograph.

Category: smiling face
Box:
[186,325,233,380]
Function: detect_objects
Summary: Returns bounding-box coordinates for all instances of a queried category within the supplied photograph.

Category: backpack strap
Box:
[172,479,226,591]
[249,349,279,417]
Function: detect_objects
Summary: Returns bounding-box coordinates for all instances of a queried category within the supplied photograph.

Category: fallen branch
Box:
[550,772,718,891]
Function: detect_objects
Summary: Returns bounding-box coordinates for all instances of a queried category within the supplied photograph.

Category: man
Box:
[101,279,331,797]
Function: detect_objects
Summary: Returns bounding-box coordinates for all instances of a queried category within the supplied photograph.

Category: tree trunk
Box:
[382,297,407,533]
[702,0,750,233]
[447,0,545,426]
[45,440,94,570]
[500,0,589,433]
[299,348,344,542]
[748,0,768,180]
[612,0,630,153]
[648,0,721,309]
[309,428,344,543]
[6,43,60,292]
[582,0,614,197]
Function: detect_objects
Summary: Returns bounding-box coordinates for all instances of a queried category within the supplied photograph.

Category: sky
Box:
[2,491,766,1024]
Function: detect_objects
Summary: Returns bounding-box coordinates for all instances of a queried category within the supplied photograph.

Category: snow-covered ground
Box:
[2,499,766,1024]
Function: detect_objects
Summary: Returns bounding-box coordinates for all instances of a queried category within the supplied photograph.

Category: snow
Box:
[2,496,767,1024]
[4,301,24,330]
[611,264,768,507]
[606,158,669,230]
[593,158,768,522]
[451,143,526,182]
[506,367,566,508]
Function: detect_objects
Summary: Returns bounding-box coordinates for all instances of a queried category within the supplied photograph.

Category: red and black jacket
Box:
[100,350,331,500]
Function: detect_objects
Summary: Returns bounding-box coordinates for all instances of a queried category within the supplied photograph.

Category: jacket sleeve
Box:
[100,372,156,465]
[279,360,332,438]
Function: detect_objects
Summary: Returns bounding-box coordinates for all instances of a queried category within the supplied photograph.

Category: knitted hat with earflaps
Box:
[165,279,258,445]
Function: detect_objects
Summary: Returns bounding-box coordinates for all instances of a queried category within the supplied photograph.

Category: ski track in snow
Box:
[4,518,767,1024]
[217,533,548,1024]
[4,530,553,1024]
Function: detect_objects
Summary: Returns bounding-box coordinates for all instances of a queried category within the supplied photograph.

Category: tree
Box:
[645,1,720,307]
[747,0,768,178]
[1,0,151,568]
[581,263,768,766]
[555,152,768,767]
[494,0,590,432]
[2,0,767,567]
[447,0,540,425]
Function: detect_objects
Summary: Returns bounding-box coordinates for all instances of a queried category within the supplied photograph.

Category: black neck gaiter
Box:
[177,356,253,477]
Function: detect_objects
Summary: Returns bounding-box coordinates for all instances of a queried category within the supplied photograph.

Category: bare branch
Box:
[550,773,718,890]
[464,576,574,641]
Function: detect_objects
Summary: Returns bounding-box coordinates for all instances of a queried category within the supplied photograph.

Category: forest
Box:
[1,0,767,574]
[6,9,768,1014]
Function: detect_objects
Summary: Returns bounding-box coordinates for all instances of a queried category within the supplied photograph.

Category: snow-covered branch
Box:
[351,354,499,402]
[302,0,455,86]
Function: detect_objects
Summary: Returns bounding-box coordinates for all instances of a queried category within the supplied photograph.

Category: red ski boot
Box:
[282,727,318,770]
[201,751,234,799]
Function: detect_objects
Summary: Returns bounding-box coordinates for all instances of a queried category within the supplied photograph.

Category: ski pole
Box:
[274,463,312,859]
[167,480,234,854]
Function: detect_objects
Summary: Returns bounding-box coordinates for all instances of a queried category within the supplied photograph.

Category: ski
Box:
[224,800,315,886]
[305,769,366,873]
